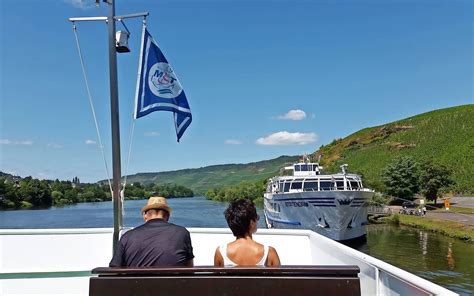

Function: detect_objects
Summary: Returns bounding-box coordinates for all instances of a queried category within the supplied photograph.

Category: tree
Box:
[419,161,454,203]
[381,156,420,202]
[132,182,143,188]
[17,178,52,207]
[51,190,66,205]
[0,178,17,208]
[64,188,80,203]
[39,179,52,206]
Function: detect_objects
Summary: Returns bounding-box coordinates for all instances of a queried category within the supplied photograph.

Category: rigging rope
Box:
[72,23,113,197]
[122,19,146,200]
[122,118,135,191]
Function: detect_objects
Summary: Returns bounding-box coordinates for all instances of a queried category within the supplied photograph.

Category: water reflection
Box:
[447,242,455,271]
[361,224,473,296]
[419,231,428,256]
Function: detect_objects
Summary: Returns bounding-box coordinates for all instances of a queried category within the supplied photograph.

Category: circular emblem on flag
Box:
[148,62,183,99]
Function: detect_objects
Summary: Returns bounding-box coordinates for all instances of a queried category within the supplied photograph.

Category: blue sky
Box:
[0,0,472,183]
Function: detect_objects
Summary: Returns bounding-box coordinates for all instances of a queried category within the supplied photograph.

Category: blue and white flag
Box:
[134,27,192,142]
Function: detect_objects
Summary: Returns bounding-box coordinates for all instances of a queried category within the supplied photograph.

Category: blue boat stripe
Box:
[266,216,301,225]
[275,198,335,201]
[308,201,335,203]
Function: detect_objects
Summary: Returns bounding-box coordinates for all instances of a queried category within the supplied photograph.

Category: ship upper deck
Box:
[270,162,367,192]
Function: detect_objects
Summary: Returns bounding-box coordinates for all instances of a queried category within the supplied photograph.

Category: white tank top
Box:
[219,243,269,267]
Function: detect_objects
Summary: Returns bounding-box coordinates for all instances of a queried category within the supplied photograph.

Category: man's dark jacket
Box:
[109,218,194,267]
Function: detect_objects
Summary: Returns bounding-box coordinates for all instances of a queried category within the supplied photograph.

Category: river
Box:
[0,196,472,295]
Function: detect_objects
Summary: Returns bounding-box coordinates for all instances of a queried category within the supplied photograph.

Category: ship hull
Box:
[264,190,374,241]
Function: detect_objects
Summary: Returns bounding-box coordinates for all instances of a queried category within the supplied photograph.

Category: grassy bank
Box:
[433,207,474,214]
[378,214,474,243]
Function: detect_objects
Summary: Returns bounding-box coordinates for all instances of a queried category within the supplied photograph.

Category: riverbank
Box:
[378,214,474,243]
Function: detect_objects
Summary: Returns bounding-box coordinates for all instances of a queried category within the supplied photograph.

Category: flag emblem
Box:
[134,28,192,142]
[148,62,182,98]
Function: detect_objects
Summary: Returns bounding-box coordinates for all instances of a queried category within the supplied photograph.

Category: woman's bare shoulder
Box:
[214,246,224,267]
[268,246,279,256]
[267,246,281,266]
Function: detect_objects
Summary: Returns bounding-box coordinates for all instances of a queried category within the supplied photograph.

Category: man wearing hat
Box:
[109,196,194,267]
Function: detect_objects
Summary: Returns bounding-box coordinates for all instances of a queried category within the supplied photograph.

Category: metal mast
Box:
[106,0,123,252]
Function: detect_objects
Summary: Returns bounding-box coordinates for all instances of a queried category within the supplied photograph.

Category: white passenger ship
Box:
[264,156,374,241]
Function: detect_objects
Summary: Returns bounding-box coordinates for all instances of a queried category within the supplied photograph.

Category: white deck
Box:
[0,228,457,296]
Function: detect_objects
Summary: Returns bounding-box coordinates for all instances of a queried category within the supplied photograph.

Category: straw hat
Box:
[141,196,172,214]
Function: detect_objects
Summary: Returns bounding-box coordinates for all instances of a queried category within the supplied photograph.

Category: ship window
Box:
[336,180,344,190]
[284,182,290,192]
[300,164,308,171]
[303,181,318,191]
[350,181,359,190]
[320,181,332,190]
[295,165,300,171]
[291,182,302,190]
[279,182,284,192]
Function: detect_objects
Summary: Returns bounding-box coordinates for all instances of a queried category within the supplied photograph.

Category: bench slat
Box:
[90,266,361,296]
[92,265,360,276]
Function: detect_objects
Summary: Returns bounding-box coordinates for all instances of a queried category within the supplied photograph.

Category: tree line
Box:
[0,175,194,210]
[123,182,194,200]
[205,180,266,206]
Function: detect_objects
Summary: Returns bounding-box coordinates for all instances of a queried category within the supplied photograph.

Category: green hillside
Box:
[311,105,474,194]
[122,105,473,196]
[123,156,298,195]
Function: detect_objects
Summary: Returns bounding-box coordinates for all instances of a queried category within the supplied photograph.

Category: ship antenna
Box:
[340,164,348,175]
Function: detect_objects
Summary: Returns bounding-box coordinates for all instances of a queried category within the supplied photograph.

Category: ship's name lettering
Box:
[285,201,309,207]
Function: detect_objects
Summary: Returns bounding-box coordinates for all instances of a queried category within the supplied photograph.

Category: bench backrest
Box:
[90,265,361,296]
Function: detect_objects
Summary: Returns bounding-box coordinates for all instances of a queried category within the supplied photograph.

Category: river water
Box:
[0,196,472,295]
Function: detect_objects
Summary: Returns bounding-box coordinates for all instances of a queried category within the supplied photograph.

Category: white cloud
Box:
[0,139,33,146]
[277,109,306,120]
[85,139,97,145]
[47,143,63,149]
[144,131,160,137]
[64,0,96,9]
[225,139,242,145]
[256,131,317,145]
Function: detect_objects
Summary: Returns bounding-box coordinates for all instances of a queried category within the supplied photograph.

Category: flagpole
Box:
[106,0,123,252]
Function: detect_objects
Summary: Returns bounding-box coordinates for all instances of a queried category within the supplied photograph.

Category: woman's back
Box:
[220,240,268,266]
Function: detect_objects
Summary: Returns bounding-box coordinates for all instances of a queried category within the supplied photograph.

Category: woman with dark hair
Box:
[214,198,280,267]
